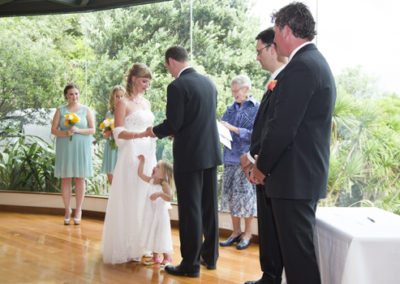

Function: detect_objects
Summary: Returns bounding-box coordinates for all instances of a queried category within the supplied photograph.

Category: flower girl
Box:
[137,154,174,266]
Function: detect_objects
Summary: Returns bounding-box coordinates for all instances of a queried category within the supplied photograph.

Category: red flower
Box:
[267,80,277,92]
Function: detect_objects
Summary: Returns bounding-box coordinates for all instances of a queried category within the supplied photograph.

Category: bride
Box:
[102,63,157,264]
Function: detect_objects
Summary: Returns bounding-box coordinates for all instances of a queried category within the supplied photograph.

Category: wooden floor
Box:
[0,211,262,284]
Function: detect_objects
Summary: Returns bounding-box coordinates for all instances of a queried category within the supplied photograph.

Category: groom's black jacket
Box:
[153,67,222,171]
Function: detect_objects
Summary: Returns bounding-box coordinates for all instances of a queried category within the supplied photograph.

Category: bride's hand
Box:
[145,127,156,138]
[132,131,144,139]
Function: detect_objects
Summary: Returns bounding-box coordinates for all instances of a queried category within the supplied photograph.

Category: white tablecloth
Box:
[314,207,400,284]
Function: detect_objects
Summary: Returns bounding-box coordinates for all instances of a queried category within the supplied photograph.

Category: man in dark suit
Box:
[241,28,287,284]
[249,3,336,284]
[144,46,222,277]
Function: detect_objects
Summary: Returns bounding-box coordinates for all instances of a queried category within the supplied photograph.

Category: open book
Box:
[217,120,232,149]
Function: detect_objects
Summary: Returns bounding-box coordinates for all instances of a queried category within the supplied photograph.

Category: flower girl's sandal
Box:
[161,257,172,267]
[143,255,162,266]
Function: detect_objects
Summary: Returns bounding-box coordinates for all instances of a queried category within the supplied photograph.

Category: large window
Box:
[1,0,399,214]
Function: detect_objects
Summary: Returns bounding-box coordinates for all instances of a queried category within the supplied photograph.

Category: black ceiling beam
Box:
[0,0,170,17]
[0,0,13,5]
[49,0,90,7]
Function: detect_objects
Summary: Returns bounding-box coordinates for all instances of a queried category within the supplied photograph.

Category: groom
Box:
[143,45,222,277]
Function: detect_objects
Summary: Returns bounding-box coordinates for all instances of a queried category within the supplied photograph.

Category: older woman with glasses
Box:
[219,74,259,250]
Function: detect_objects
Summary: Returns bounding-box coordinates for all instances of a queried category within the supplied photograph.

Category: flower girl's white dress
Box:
[102,110,156,264]
[140,180,173,254]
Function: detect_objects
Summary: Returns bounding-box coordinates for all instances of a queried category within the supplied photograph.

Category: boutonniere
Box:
[267,80,277,92]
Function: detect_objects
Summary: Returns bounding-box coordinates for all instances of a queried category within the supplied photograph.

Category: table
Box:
[314,207,400,284]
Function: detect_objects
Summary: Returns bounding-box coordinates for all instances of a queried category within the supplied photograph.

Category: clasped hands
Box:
[239,154,266,185]
[132,126,156,139]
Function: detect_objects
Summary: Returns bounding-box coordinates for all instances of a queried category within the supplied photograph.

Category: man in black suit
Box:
[241,28,287,284]
[144,46,222,277]
[249,3,336,284]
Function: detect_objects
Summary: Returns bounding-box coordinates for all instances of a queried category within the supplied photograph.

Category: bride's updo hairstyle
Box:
[126,63,152,96]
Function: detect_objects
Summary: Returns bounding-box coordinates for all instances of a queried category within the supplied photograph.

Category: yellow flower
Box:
[64,113,80,141]
[100,118,117,149]
[64,113,80,127]
[99,118,114,130]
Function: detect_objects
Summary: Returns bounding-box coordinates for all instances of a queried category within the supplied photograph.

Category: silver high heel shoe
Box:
[64,208,72,225]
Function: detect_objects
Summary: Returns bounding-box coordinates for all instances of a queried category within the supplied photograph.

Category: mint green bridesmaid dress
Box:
[101,111,118,174]
[54,104,93,178]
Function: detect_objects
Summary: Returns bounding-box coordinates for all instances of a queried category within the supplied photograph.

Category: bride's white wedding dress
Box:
[102,109,157,264]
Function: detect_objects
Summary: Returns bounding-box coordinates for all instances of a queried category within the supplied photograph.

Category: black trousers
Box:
[256,185,283,284]
[174,167,219,271]
[257,187,321,284]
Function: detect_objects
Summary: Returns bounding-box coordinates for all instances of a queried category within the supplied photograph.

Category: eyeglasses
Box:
[256,44,272,56]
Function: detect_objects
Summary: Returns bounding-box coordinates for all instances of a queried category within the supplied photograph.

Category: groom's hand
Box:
[133,127,155,139]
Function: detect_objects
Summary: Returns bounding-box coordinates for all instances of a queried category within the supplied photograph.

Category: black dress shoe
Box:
[236,238,251,250]
[164,265,199,278]
[219,234,242,247]
[200,257,216,270]
[244,280,263,284]
[244,278,268,284]
[244,274,280,284]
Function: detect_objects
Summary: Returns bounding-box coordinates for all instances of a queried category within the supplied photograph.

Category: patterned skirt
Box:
[220,165,257,217]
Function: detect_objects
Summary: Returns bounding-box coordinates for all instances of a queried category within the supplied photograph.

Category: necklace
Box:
[127,94,143,104]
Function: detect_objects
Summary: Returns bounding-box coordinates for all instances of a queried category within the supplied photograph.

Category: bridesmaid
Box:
[100,85,126,184]
[51,83,95,225]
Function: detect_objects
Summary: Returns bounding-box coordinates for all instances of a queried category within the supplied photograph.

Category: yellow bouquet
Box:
[100,118,117,149]
[64,113,80,141]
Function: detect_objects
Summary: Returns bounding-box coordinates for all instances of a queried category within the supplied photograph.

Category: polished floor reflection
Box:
[0,211,261,283]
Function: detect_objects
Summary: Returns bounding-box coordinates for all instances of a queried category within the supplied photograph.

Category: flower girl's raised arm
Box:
[137,155,151,183]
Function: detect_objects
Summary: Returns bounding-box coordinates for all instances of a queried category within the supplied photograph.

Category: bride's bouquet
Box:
[100,118,117,149]
[64,113,80,141]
